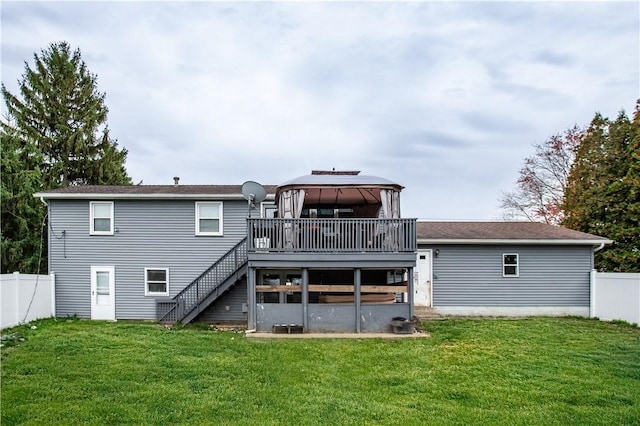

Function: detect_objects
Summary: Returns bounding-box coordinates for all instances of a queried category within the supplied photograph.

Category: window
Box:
[300,206,354,218]
[90,201,114,235]
[503,254,519,277]
[145,268,169,296]
[256,270,302,304]
[261,202,277,218]
[196,202,223,236]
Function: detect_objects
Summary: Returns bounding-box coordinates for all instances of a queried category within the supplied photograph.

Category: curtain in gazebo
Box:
[379,189,400,219]
[277,189,306,248]
[379,189,401,249]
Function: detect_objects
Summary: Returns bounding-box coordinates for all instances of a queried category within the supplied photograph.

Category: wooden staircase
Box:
[156,238,247,324]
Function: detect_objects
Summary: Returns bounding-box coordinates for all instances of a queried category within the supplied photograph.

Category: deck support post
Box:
[302,268,309,331]
[247,267,257,330]
[355,268,361,333]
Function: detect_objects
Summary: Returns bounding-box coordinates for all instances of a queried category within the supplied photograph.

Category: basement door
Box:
[415,249,432,307]
[91,266,115,320]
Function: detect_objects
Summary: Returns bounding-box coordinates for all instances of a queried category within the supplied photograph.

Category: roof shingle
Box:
[417,221,609,242]
[36,184,277,197]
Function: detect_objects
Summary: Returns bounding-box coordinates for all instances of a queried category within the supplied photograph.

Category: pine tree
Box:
[563,106,640,272]
[0,123,46,273]
[1,41,130,188]
[1,41,131,273]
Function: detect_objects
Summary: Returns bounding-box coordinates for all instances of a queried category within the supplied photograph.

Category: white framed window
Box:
[90,201,114,235]
[261,201,277,218]
[503,253,519,277]
[195,202,223,236]
[145,268,169,296]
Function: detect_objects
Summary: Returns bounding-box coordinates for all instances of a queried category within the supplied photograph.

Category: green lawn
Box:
[1,318,639,425]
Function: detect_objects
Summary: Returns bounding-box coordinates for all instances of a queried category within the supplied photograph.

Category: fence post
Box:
[590,269,597,318]
[637,281,640,325]
[13,272,21,326]
[50,273,56,318]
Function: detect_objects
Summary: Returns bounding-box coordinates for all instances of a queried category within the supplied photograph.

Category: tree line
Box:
[501,103,640,272]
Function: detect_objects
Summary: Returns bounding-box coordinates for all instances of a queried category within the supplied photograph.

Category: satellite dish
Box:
[242,181,267,217]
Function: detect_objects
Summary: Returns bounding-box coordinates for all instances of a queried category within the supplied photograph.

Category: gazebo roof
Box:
[279,175,401,188]
[276,170,403,205]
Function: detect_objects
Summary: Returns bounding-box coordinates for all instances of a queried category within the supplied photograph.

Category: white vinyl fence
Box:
[591,271,640,325]
[0,272,55,329]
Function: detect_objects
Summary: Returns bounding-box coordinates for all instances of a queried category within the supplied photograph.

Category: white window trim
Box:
[261,201,277,218]
[195,202,223,236]
[144,267,169,296]
[503,253,519,277]
[90,201,114,235]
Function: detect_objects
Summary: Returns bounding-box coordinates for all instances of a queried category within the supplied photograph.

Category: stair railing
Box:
[156,238,247,323]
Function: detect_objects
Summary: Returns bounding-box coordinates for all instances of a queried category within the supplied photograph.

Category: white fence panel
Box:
[591,271,640,325]
[0,272,55,329]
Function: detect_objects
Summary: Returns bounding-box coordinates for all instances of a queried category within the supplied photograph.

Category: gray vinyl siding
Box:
[196,280,247,323]
[49,199,248,319]
[425,244,593,307]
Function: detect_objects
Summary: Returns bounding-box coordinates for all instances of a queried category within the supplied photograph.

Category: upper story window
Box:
[90,201,114,235]
[196,202,223,236]
[503,253,519,277]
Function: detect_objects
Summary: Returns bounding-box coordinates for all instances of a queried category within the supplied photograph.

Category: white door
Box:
[415,250,432,307]
[91,266,115,320]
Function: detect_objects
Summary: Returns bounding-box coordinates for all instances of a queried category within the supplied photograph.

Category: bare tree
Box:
[500,125,582,225]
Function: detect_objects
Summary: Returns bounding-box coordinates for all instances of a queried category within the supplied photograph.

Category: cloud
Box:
[1,1,638,220]
[533,50,574,67]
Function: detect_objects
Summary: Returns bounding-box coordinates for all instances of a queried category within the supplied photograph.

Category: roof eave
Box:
[416,238,613,245]
[277,183,403,190]
[34,192,276,201]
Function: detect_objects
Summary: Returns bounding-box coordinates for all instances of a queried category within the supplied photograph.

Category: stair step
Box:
[414,307,442,319]
[158,238,248,324]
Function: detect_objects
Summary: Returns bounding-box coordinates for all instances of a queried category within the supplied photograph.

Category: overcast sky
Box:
[2,1,638,220]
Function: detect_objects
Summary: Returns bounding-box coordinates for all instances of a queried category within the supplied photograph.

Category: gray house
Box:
[36,183,275,324]
[35,170,610,333]
[415,222,610,318]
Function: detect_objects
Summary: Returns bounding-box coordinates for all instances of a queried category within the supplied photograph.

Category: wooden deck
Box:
[247,218,416,253]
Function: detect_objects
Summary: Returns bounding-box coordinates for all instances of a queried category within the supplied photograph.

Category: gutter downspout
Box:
[593,242,605,252]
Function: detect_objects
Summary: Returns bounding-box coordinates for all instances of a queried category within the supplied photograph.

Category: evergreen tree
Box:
[1,42,130,273]
[563,105,640,272]
[0,122,46,273]
[1,41,130,188]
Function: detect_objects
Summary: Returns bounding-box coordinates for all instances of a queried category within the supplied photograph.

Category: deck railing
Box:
[247,218,416,253]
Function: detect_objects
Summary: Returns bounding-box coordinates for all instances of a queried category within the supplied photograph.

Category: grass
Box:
[1,317,639,425]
